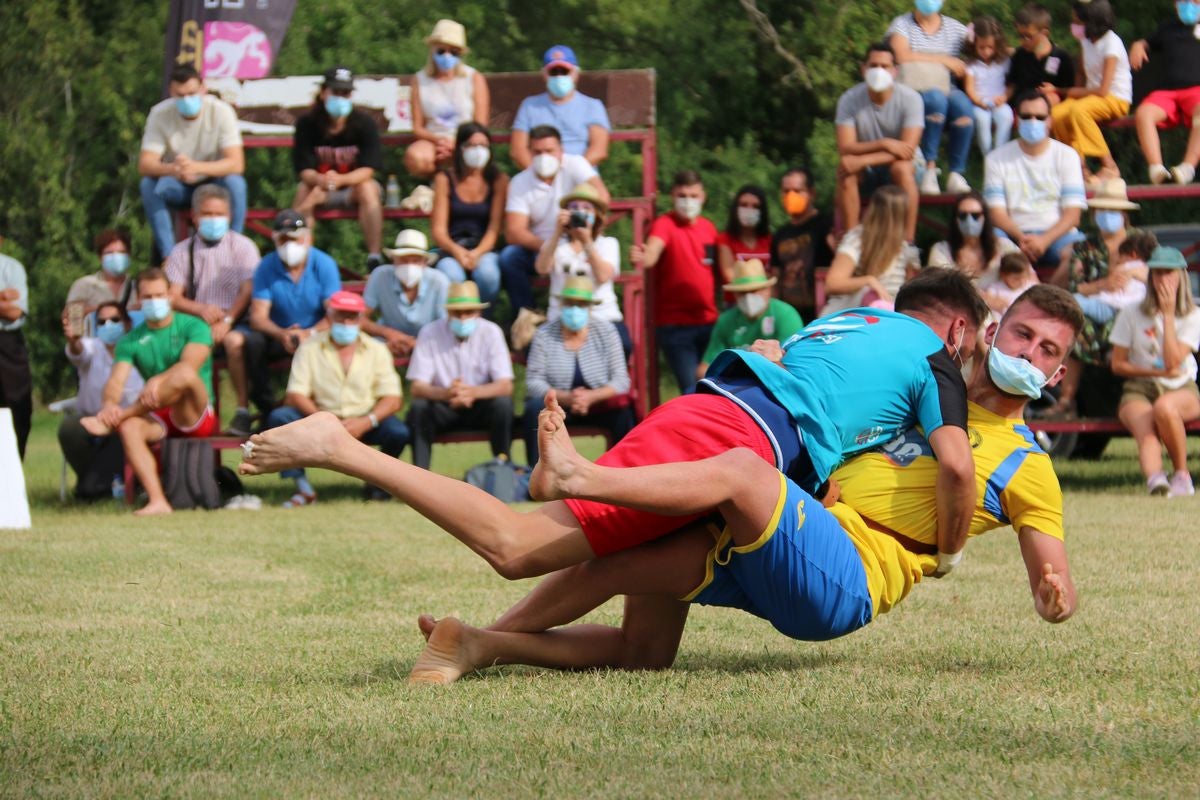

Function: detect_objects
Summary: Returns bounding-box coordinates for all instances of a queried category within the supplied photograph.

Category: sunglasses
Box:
[434,47,461,57]
[1019,113,1049,121]
[97,317,121,325]
[957,211,984,221]
[547,67,571,76]
[329,88,352,98]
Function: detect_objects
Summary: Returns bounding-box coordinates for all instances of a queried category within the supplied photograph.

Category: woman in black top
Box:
[431,122,509,303]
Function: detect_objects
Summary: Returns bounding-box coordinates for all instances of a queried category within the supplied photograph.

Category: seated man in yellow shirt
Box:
[397,285,1081,683]
[262,290,407,507]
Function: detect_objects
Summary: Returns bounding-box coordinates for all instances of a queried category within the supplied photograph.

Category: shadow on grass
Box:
[348,648,850,687]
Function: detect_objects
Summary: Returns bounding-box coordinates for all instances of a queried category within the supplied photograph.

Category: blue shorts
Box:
[683,473,874,641]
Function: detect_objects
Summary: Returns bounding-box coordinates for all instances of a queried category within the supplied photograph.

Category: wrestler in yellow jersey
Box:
[829,401,1064,616]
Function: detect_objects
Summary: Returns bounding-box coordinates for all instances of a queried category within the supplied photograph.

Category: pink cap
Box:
[328,290,367,313]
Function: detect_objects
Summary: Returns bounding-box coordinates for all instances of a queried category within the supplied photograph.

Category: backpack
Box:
[161,439,222,510]
[464,457,531,503]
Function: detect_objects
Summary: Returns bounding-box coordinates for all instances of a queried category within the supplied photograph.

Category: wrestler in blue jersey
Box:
[704,308,968,489]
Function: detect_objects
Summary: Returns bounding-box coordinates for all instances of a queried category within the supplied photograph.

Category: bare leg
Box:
[118,416,170,515]
[489,524,713,633]
[404,140,436,178]
[1120,399,1162,478]
[1184,111,1200,166]
[293,182,327,228]
[411,582,694,684]
[239,411,594,578]
[530,395,782,547]
[223,329,249,409]
[837,163,862,232]
[81,363,209,436]
[1136,103,1167,167]
[354,181,383,254]
[1154,391,1200,473]
[891,160,919,241]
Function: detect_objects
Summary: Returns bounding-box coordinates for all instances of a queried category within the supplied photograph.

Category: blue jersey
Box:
[706,308,966,483]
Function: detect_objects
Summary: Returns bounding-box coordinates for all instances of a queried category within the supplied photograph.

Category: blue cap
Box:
[542,45,579,70]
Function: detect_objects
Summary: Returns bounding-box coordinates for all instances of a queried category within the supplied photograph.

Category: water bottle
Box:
[111,476,125,501]
[385,174,401,208]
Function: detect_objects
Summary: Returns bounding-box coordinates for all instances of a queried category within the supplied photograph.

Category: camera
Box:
[568,210,590,229]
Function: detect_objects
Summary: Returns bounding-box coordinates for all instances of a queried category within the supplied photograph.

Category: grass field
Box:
[3,412,1199,798]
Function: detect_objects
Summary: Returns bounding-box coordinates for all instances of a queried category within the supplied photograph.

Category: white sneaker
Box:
[1170,163,1196,185]
[920,165,941,195]
[1149,164,1171,185]
[1168,471,1195,498]
[1148,471,1170,496]
[945,172,970,194]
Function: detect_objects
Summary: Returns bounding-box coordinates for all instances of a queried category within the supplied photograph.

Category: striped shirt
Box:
[982,140,1087,233]
[887,13,967,57]
[525,319,630,400]
[164,231,260,310]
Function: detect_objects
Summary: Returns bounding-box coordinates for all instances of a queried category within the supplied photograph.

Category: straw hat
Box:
[559,183,609,217]
[445,281,490,310]
[425,19,468,52]
[383,229,434,262]
[1087,178,1139,211]
[722,258,776,293]
[554,275,603,305]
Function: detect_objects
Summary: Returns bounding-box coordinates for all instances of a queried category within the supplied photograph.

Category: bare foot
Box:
[417,614,437,642]
[80,416,113,436]
[408,617,479,685]
[238,411,350,475]
[134,500,173,516]
[528,392,591,501]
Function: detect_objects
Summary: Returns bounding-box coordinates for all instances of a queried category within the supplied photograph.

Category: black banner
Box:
[163,0,297,94]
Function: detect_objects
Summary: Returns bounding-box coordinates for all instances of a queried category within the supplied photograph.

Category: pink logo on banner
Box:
[203,22,273,79]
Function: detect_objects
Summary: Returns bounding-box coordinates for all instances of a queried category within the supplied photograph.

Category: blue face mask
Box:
[1179,1,1200,25]
[915,0,943,15]
[986,334,1051,399]
[197,216,229,242]
[1094,210,1125,234]
[142,297,172,322]
[175,94,202,118]
[561,306,590,332]
[1018,118,1048,144]
[96,320,125,346]
[325,96,353,118]
[957,214,984,238]
[450,317,478,339]
[330,322,360,346]
[547,75,575,99]
[100,252,130,276]
[433,51,460,72]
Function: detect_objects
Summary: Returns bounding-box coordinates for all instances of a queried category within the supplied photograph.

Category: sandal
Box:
[281,491,316,509]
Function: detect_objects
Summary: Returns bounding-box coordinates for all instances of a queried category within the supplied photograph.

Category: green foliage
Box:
[1,0,1192,399]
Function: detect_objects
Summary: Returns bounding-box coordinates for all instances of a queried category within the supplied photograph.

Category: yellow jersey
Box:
[830,401,1064,616]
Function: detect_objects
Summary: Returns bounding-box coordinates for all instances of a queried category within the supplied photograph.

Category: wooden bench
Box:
[1027,417,1200,436]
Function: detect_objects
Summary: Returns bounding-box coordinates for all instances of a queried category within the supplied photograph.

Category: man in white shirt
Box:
[499,125,608,318]
[138,64,246,261]
[406,281,514,470]
[983,90,1087,268]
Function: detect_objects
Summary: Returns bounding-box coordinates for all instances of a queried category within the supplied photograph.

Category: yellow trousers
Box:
[1051,94,1130,158]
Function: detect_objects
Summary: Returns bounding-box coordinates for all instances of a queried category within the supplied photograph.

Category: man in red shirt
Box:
[632,170,718,393]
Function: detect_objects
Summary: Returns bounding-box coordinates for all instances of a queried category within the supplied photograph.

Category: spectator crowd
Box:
[3,2,1200,513]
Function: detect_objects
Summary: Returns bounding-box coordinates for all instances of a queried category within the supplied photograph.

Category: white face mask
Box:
[736,292,769,318]
[737,207,762,227]
[278,241,308,267]
[674,196,703,220]
[463,145,490,169]
[394,264,423,288]
[533,153,560,179]
[865,66,894,93]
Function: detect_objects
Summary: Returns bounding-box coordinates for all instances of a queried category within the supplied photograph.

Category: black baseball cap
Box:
[273,209,308,235]
[323,66,355,91]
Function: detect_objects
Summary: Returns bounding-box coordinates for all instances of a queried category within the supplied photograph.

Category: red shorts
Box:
[1142,86,1200,128]
[565,393,775,557]
[151,406,219,439]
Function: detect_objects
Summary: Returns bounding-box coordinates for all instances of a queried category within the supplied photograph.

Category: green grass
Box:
[3,413,1199,798]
